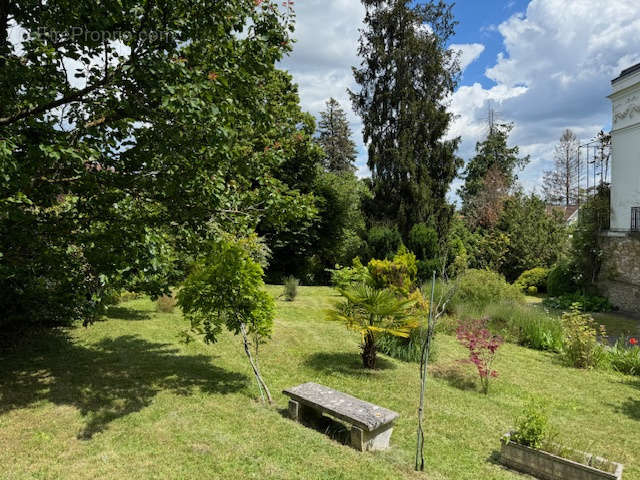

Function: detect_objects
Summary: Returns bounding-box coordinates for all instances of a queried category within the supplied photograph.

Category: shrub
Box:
[328,257,370,290]
[547,262,577,296]
[515,267,549,293]
[608,337,640,376]
[543,293,613,313]
[118,291,142,303]
[456,318,503,394]
[453,269,524,311]
[407,223,438,261]
[156,294,177,313]
[377,326,438,363]
[511,402,549,449]
[367,225,402,260]
[178,239,275,402]
[485,302,564,352]
[416,258,441,284]
[527,286,538,295]
[282,276,299,302]
[561,305,607,369]
[367,246,418,294]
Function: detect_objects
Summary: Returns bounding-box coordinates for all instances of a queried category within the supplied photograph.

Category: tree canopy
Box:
[459,120,530,214]
[0,1,317,331]
[350,0,462,239]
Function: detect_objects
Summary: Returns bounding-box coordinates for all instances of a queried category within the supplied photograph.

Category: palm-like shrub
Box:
[329,284,416,368]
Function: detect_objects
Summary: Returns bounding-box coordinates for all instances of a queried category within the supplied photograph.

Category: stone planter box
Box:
[500,433,623,480]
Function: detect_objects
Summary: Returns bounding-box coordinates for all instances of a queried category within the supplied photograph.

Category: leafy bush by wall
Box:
[543,293,613,313]
[515,267,550,293]
[547,262,578,296]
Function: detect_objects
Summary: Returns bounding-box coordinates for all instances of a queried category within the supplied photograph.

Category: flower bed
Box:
[500,433,623,480]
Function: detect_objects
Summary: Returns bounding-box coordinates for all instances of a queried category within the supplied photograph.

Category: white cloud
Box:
[283,0,640,196]
[450,43,486,71]
[448,0,640,200]
[280,0,367,174]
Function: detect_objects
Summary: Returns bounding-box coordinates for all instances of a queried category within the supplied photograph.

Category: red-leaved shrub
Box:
[456,318,503,394]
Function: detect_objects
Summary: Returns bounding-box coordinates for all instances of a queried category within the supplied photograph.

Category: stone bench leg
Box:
[288,400,322,425]
[350,423,394,452]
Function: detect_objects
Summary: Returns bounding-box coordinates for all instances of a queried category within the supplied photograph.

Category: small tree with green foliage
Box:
[178,239,275,404]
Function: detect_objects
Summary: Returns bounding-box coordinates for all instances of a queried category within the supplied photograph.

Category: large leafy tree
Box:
[459,120,529,215]
[316,98,358,173]
[0,1,316,332]
[350,0,462,238]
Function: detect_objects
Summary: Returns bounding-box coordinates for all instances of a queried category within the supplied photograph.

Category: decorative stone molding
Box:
[614,103,640,125]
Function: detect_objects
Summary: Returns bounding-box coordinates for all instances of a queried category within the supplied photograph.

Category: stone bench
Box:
[283,382,399,451]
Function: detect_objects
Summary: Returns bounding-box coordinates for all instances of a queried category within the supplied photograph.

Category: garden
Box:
[2,1,639,479]
[1,283,638,479]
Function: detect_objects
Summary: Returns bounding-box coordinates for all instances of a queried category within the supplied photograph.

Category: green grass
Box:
[1,286,639,479]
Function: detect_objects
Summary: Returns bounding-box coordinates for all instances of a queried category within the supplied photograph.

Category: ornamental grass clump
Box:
[456,318,503,394]
[282,275,299,302]
[608,337,640,376]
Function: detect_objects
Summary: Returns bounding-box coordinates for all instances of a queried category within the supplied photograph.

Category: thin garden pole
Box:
[415,271,436,471]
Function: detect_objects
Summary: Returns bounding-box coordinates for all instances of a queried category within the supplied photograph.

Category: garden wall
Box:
[599,233,640,312]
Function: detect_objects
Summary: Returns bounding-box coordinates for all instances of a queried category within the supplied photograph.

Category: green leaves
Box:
[178,238,274,345]
[0,0,318,331]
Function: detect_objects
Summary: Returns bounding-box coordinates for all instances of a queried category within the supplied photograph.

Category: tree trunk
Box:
[239,322,272,404]
[361,331,377,369]
[416,271,436,471]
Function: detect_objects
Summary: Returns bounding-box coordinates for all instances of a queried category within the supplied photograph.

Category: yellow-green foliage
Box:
[367,246,418,294]
[515,267,550,293]
[453,269,525,310]
[561,305,606,369]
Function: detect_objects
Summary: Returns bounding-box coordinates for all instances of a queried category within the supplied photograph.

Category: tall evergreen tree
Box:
[350,0,462,238]
[317,98,358,172]
[458,119,529,213]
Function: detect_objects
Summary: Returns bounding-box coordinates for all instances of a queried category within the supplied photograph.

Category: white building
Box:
[609,62,640,232]
[599,62,640,312]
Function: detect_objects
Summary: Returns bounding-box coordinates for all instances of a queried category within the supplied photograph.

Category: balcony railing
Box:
[632,207,640,232]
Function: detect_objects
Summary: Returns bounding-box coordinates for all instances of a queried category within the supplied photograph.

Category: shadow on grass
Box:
[486,449,502,466]
[277,407,350,446]
[615,397,640,421]
[430,362,477,391]
[303,351,396,375]
[0,332,247,439]
[105,306,152,321]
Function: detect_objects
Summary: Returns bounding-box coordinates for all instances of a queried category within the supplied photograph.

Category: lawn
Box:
[1,286,638,479]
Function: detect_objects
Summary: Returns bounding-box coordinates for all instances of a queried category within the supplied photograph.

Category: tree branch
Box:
[0,77,111,127]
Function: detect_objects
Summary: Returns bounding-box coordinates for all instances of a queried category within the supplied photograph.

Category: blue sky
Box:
[451,0,530,88]
[280,0,640,201]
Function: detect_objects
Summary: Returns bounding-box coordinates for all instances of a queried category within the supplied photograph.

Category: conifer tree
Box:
[317,98,358,172]
[350,0,462,238]
[458,119,529,214]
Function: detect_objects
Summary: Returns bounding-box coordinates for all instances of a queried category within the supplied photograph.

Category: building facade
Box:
[599,62,640,312]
